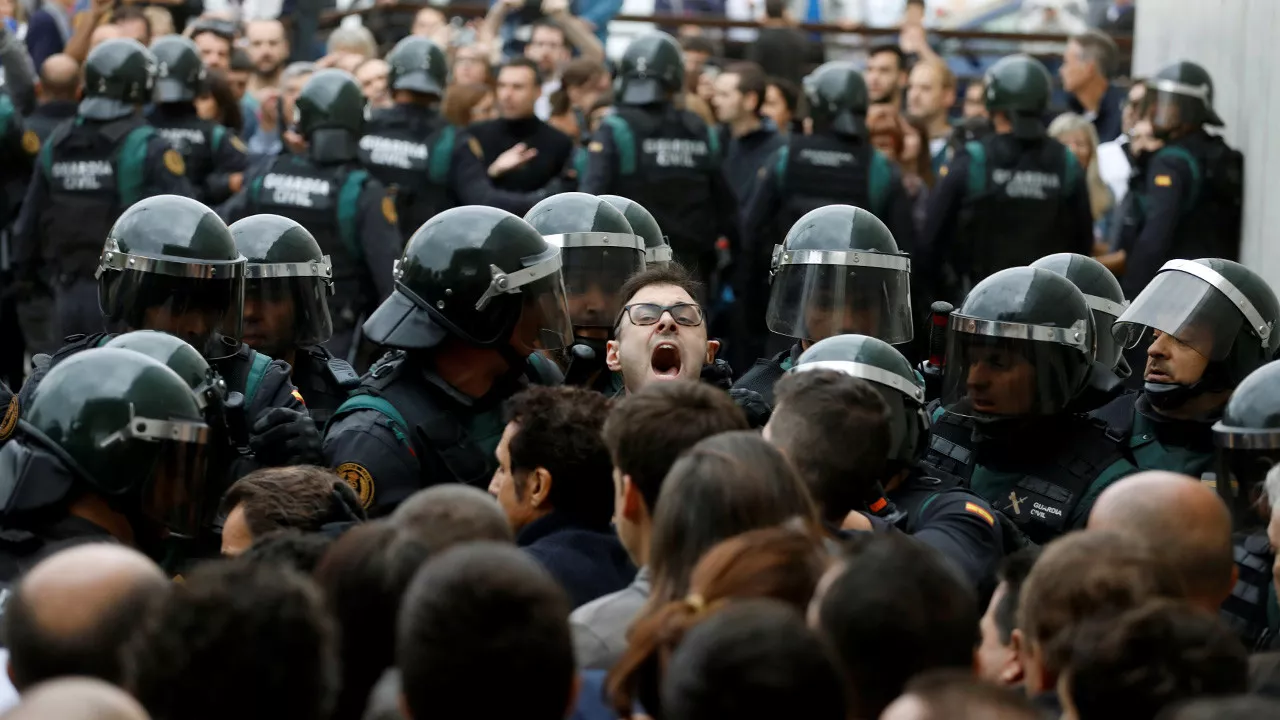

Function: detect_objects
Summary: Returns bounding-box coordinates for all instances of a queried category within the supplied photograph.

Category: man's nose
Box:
[655,310,679,332]
[1148,330,1171,358]
[967,363,991,390]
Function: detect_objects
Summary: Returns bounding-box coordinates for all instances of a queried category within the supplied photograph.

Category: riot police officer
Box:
[921,266,1138,545]
[523,192,647,393]
[0,28,40,390]
[1030,252,1132,411]
[221,69,401,365]
[229,213,360,430]
[787,334,1006,587]
[732,204,914,406]
[324,205,574,517]
[1092,258,1280,479]
[149,35,248,205]
[919,54,1093,303]
[579,32,739,290]
[13,38,192,340]
[1123,62,1243,296]
[0,349,212,579]
[600,194,672,267]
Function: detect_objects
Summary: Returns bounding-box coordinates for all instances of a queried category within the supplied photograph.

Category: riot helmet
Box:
[81,38,157,121]
[294,69,367,162]
[942,266,1095,419]
[97,195,247,360]
[1213,361,1280,530]
[0,349,211,540]
[803,61,869,137]
[524,193,646,329]
[1146,61,1224,135]
[616,32,684,106]
[229,214,334,357]
[601,195,671,266]
[386,35,448,97]
[151,35,206,103]
[1030,253,1130,377]
[984,54,1052,139]
[794,334,927,467]
[104,331,228,416]
[767,205,914,345]
[1113,259,1279,409]
[362,206,573,357]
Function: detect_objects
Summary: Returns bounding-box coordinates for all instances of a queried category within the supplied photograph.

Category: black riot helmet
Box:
[229,214,335,357]
[1030,253,1130,377]
[104,331,229,418]
[984,54,1052,139]
[97,195,247,360]
[767,205,914,345]
[1214,361,1280,531]
[294,68,367,162]
[600,195,671,266]
[616,32,684,106]
[1146,61,1224,136]
[524,193,647,329]
[363,206,573,358]
[794,334,927,468]
[803,61,869,137]
[386,35,448,97]
[942,266,1095,420]
[151,35,206,103]
[1113,259,1280,411]
[81,37,157,121]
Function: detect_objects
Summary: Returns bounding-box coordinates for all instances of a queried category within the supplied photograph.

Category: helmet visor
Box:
[512,273,575,353]
[549,236,647,328]
[140,435,212,539]
[1146,79,1221,127]
[244,258,334,354]
[100,266,245,360]
[1112,269,1245,363]
[941,329,1088,419]
[766,249,913,344]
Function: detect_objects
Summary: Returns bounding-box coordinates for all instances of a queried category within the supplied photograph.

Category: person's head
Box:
[763,77,799,132]
[865,44,907,105]
[228,48,252,98]
[38,54,80,102]
[1060,30,1118,94]
[125,559,338,720]
[411,6,447,42]
[355,58,391,108]
[766,370,891,525]
[326,25,377,60]
[397,543,576,720]
[195,68,245,133]
[525,21,570,78]
[1017,530,1187,696]
[390,484,514,547]
[1064,600,1247,720]
[191,27,233,71]
[452,43,492,87]
[4,545,169,692]
[764,0,786,19]
[560,57,608,111]
[489,386,614,535]
[813,533,978,719]
[496,57,541,120]
[112,6,151,46]
[1087,471,1235,612]
[218,466,366,556]
[606,264,718,392]
[239,530,335,574]
[279,60,316,126]
[1122,79,1147,135]
[3,678,149,720]
[906,57,956,126]
[1048,112,1112,220]
[679,36,715,94]
[442,82,496,126]
[245,19,289,80]
[712,61,767,126]
[963,79,988,118]
[977,547,1041,687]
[648,431,822,606]
[881,670,1041,720]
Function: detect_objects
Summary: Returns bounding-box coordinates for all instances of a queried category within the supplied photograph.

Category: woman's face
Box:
[762,85,792,131]
[470,92,498,123]
[1059,129,1094,169]
[194,95,220,123]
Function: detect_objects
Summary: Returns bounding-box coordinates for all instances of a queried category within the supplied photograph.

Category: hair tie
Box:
[684,593,706,614]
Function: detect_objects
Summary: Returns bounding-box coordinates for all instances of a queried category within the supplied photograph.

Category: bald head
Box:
[1,678,149,720]
[4,544,169,691]
[390,484,514,553]
[39,54,80,102]
[1088,471,1235,610]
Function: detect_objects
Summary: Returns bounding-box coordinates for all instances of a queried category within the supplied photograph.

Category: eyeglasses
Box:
[615,302,705,329]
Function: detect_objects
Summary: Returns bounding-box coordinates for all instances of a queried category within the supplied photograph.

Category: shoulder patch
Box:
[163,148,186,176]
[0,395,18,440]
[964,501,996,526]
[21,130,39,156]
[291,388,306,405]
[381,195,398,225]
[939,164,949,177]
[1154,174,1173,187]
[230,135,248,153]
[468,136,483,159]
[337,462,375,509]
[588,140,604,153]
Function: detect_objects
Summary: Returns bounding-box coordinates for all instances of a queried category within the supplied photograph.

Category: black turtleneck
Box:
[467,114,573,193]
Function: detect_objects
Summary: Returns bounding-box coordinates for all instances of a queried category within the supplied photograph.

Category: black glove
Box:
[248,407,324,467]
[728,387,772,429]
[699,359,735,391]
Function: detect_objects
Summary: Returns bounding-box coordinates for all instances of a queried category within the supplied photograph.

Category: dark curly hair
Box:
[218,465,366,539]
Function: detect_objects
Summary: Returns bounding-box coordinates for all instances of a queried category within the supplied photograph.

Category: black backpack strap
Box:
[1028,420,1129,523]
[1089,393,1137,443]
[922,411,978,486]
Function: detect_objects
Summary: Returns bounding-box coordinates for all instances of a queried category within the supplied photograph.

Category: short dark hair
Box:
[662,600,847,720]
[817,533,978,719]
[724,61,768,115]
[771,371,891,523]
[231,47,254,72]
[616,262,703,326]
[201,68,245,133]
[767,76,800,113]
[869,43,907,72]
[239,530,335,574]
[603,380,748,511]
[501,56,544,86]
[218,465,365,538]
[504,386,615,531]
[398,543,574,720]
[680,36,715,57]
[112,6,152,41]
[1069,600,1248,720]
[900,670,1040,719]
[764,0,786,18]
[993,546,1042,644]
[1070,29,1120,78]
[191,27,234,50]
[125,559,338,720]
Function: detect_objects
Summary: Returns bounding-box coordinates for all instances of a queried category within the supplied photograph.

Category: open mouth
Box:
[1146,368,1173,383]
[969,396,997,413]
[650,342,683,380]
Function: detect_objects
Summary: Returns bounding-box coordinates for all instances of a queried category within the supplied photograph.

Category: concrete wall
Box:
[1133,0,1280,289]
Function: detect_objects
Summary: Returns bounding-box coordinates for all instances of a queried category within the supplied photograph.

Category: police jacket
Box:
[149,103,248,204]
[292,344,360,431]
[0,91,36,227]
[1088,391,1217,478]
[730,343,801,409]
[359,103,455,236]
[23,100,76,143]
[0,515,115,586]
[887,469,1006,591]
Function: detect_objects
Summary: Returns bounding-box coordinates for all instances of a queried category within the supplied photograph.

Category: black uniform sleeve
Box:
[203,131,250,206]
[1122,151,1193,297]
[143,137,196,198]
[323,409,422,517]
[249,358,308,418]
[912,491,1005,589]
[577,121,617,195]
[217,159,273,222]
[917,153,969,293]
[12,163,50,278]
[357,178,402,302]
[449,132,558,215]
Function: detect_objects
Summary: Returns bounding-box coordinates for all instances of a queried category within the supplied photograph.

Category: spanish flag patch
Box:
[1154,174,1173,187]
[291,389,306,405]
[964,502,995,526]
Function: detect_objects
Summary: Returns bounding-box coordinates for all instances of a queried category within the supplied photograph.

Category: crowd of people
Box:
[1,0,1278,719]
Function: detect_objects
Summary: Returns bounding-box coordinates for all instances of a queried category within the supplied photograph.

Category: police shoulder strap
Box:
[116,125,156,208]
[336,167,368,262]
[427,125,456,185]
[963,139,987,199]
[600,113,637,176]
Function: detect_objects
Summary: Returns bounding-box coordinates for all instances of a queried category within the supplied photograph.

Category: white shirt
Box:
[1097,136,1132,205]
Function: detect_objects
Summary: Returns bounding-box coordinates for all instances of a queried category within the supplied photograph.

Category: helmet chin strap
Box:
[1144,362,1231,412]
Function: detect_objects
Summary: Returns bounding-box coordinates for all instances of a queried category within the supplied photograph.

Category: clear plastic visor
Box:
[99,267,245,360]
[511,273,575,353]
[559,245,647,328]
[942,332,1086,419]
[1113,270,1245,363]
[243,273,335,354]
[766,259,914,344]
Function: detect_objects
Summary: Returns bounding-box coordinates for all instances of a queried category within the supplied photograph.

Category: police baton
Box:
[222,391,254,456]
[920,300,953,403]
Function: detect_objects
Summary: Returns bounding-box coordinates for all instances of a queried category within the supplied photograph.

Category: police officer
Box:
[1091,258,1280,479]
[1030,252,1132,411]
[579,32,739,290]
[1122,61,1243,296]
[600,194,672,267]
[732,204,914,406]
[523,192,647,393]
[149,35,248,205]
[221,69,401,365]
[229,214,360,430]
[13,38,192,340]
[324,205,574,517]
[919,54,1093,304]
[921,266,1138,545]
[0,29,40,390]
[0,349,212,579]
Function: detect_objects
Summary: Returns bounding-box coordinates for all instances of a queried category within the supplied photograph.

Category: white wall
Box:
[1133,0,1280,289]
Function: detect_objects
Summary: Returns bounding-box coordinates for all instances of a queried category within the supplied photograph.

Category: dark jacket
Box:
[721,121,786,204]
[518,511,635,609]
[1069,83,1128,144]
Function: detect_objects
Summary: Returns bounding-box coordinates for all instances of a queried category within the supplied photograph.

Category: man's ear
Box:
[705,339,720,363]
[1003,628,1027,686]
[622,475,646,521]
[529,467,552,508]
[606,339,623,372]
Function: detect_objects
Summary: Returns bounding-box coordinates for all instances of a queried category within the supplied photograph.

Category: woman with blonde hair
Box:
[1049,112,1115,238]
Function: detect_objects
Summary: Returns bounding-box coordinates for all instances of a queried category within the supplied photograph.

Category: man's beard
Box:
[255,60,285,79]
